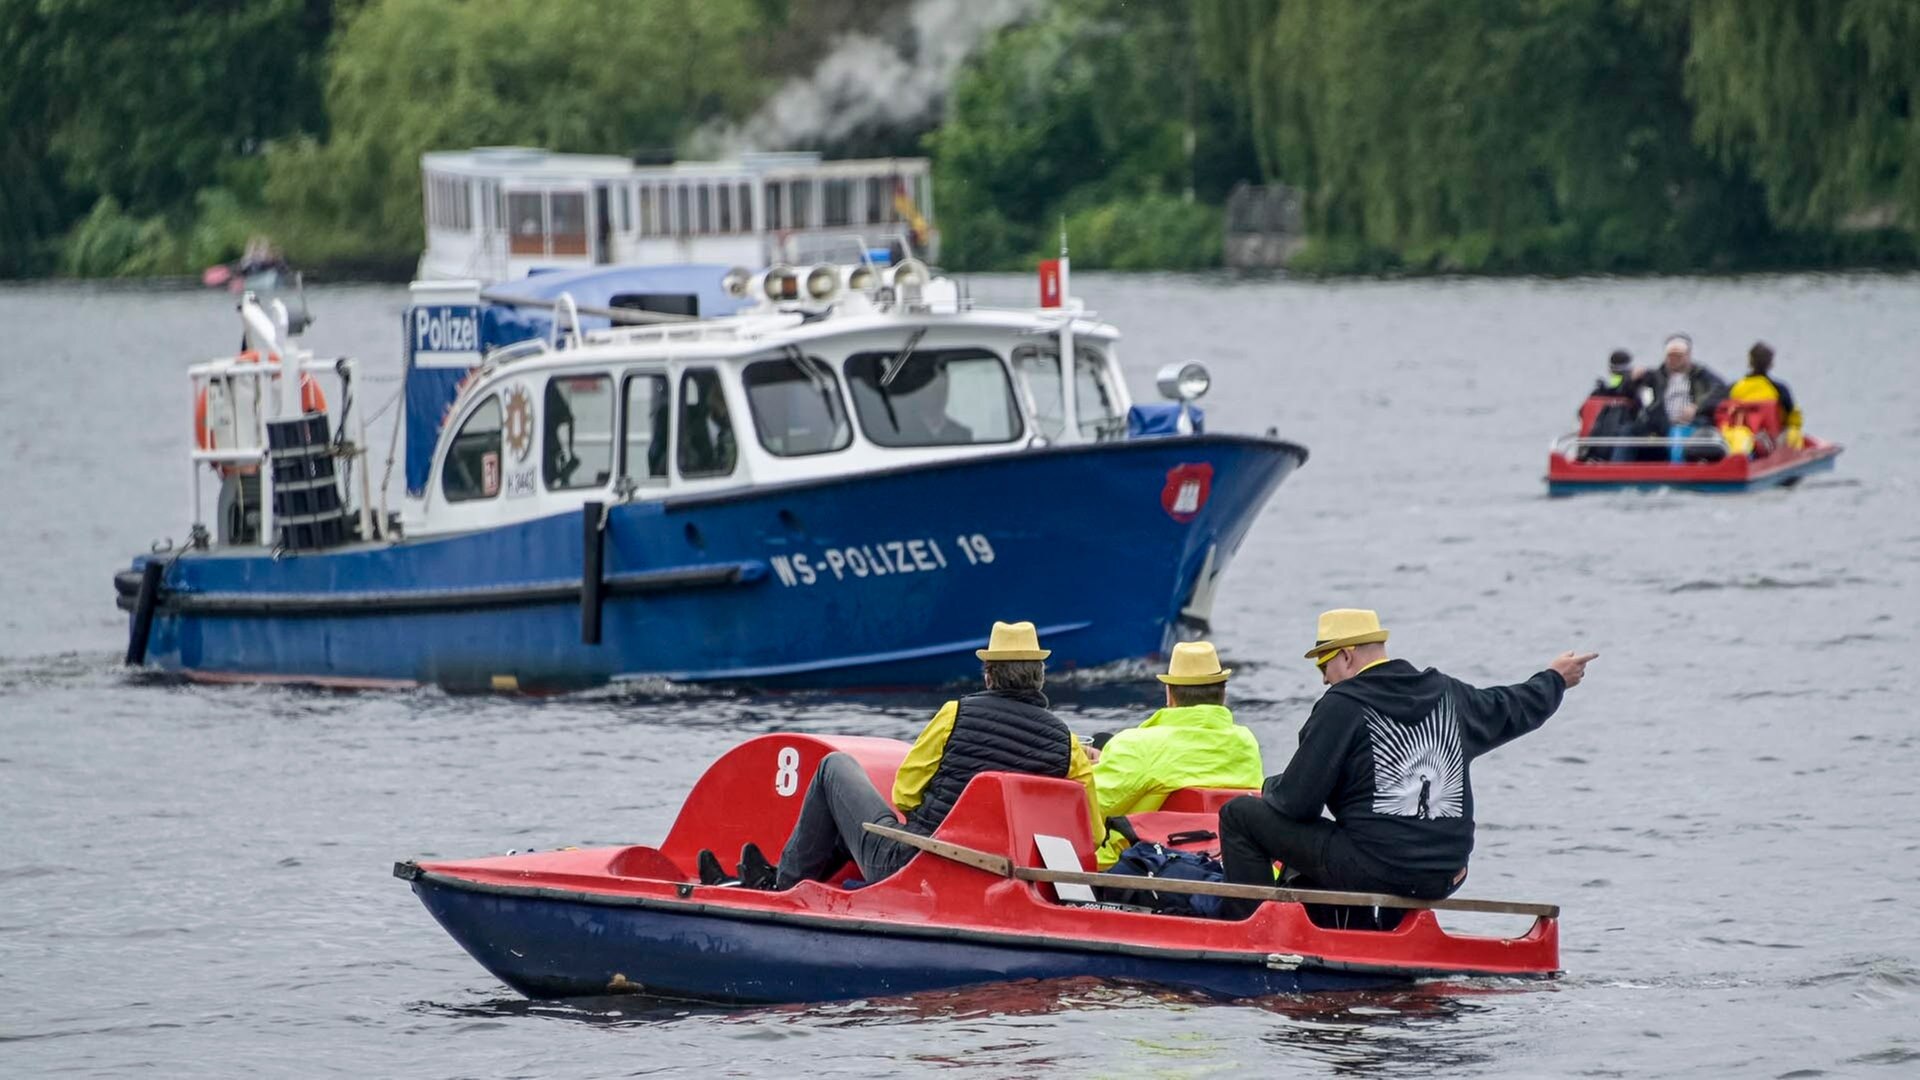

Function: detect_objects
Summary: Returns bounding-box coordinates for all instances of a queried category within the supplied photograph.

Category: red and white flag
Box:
[1039,257,1068,308]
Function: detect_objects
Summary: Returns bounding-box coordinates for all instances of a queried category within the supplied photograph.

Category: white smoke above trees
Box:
[692,0,1044,156]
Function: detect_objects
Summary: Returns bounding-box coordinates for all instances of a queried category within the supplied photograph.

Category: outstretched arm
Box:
[1460,651,1596,755]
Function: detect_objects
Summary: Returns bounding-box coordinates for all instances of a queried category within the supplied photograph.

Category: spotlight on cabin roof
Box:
[803,265,840,302]
[888,258,929,290]
[721,266,753,299]
[756,265,800,303]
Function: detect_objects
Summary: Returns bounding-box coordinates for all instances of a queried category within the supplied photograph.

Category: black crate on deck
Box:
[266,413,350,551]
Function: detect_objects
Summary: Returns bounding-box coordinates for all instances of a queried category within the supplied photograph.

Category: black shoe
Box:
[738,843,779,891]
[696,848,736,886]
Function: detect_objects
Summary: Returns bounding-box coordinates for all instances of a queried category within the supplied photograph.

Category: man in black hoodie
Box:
[1217,609,1595,914]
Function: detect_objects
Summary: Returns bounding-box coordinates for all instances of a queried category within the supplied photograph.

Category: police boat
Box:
[115,256,1308,690]
[395,733,1561,1004]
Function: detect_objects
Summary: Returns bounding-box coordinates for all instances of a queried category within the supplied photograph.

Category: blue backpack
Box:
[1101,840,1228,918]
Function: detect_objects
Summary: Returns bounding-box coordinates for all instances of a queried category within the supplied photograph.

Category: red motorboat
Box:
[396,733,1560,1004]
[1547,398,1841,496]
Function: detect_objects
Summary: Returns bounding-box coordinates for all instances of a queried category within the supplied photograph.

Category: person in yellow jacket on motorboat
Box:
[1090,641,1264,868]
[1722,341,1805,454]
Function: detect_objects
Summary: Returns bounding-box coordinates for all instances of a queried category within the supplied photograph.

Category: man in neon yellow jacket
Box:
[1091,641,1264,867]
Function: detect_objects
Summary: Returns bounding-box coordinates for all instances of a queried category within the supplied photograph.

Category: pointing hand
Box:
[1549,651,1599,688]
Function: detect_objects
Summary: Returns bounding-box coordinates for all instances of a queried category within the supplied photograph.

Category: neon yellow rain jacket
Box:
[1090,703,1264,868]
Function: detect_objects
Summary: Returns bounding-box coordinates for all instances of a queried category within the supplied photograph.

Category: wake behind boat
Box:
[115,255,1307,690]
[395,733,1559,1004]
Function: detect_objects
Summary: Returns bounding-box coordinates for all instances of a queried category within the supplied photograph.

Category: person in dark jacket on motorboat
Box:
[700,620,1098,890]
[1216,609,1596,917]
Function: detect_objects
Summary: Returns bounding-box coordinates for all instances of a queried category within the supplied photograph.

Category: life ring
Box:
[195,350,328,475]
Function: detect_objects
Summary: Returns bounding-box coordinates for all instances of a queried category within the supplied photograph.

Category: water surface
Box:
[2,273,1916,1076]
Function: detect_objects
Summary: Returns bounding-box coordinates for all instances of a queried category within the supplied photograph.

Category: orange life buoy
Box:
[195,350,328,475]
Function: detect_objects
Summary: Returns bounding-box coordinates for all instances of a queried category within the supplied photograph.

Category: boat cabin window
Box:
[677,368,737,478]
[824,179,853,226]
[743,354,852,457]
[845,349,1024,447]
[1013,344,1123,441]
[620,374,670,482]
[508,193,544,255]
[543,374,614,491]
[765,181,784,230]
[550,191,587,256]
[790,179,813,228]
[737,182,753,232]
[442,394,502,502]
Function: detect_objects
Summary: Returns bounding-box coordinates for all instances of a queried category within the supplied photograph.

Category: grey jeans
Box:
[774,752,915,889]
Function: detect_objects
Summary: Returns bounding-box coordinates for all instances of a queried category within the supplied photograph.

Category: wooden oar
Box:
[863,823,1559,919]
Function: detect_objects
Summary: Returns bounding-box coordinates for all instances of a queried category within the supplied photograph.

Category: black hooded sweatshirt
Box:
[1265,659,1566,878]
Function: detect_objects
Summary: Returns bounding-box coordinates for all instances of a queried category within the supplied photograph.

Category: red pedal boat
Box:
[1547,398,1841,496]
[395,734,1559,1004]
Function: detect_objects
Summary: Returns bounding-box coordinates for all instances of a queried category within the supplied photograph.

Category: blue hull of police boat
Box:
[118,435,1303,690]
[406,874,1396,1003]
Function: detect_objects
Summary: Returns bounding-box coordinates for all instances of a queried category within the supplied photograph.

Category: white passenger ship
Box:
[419,147,937,283]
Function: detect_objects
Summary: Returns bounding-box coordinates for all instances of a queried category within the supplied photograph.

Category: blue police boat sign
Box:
[116,259,1308,690]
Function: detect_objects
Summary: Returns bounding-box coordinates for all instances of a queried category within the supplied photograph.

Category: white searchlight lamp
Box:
[1156,361,1211,435]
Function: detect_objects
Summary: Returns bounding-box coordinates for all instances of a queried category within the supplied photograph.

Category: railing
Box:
[189,353,375,548]
[1550,432,1729,461]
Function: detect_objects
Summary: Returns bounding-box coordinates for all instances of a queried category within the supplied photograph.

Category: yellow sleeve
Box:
[1068,736,1101,840]
[891,700,957,811]
[1091,729,1160,821]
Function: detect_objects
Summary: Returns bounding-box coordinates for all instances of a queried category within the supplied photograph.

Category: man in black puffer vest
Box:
[708,621,1098,890]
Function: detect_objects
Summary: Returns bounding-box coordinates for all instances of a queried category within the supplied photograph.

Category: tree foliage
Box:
[1685,0,1920,230]
[1199,0,1788,271]
[929,0,1254,270]
[1,0,338,274]
[262,0,766,268]
[6,0,1919,278]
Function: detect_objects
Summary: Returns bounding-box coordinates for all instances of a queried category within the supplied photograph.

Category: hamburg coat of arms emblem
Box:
[503,384,535,463]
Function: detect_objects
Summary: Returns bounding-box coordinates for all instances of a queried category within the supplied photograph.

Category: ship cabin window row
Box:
[426,169,928,245]
[440,344,1109,501]
[631,182,756,239]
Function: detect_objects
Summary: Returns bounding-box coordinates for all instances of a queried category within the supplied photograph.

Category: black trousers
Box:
[1217,796,1459,919]
[774,752,915,889]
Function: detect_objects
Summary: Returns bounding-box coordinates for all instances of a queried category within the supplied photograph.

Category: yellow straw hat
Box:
[1304,608,1390,662]
[1157,641,1232,685]
[976,620,1051,661]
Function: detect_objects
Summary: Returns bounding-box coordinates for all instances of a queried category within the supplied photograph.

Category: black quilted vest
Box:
[904,688,1073,836]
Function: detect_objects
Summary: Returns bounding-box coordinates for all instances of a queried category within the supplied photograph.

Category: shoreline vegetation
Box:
[3,0,1916,282]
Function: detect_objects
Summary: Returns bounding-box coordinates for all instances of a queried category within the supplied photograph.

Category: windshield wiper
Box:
[880,328,926,388]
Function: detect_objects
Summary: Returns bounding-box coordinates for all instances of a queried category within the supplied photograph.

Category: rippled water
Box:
[3,273,1917,1077]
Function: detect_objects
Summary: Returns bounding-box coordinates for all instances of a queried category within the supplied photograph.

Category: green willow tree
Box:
[929,0,1255,270]
[0,0,337,275]
[1197,0,1786,271]
[1685,0,1920,231]
[263,0,766,270]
